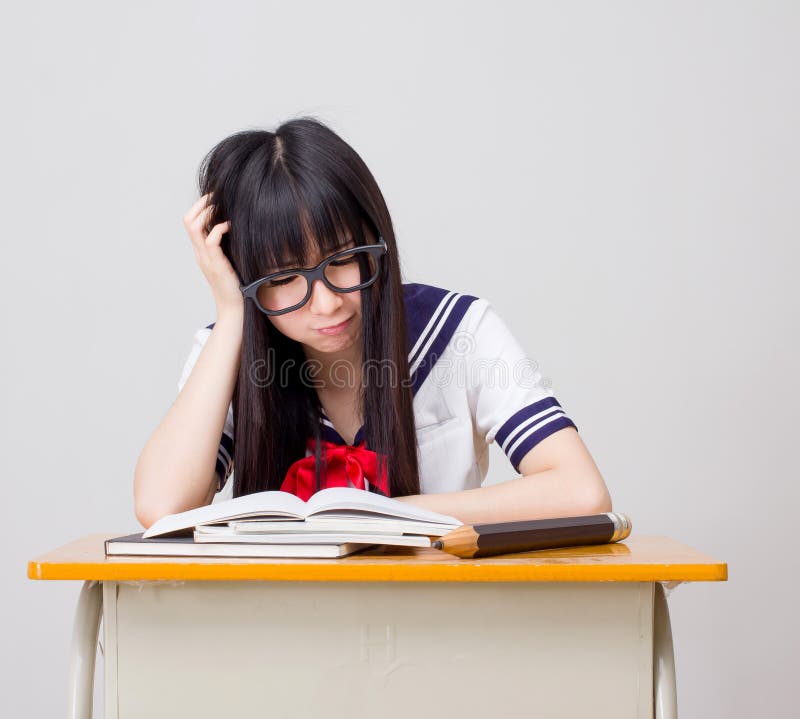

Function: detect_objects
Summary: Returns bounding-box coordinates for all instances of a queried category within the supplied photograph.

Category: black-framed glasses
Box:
[240,237,387,316]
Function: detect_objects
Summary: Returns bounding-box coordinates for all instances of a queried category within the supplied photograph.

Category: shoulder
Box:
[402,281,495,394]
[402,281,489,346]
[402,281,503,349]
[402,281,483,316]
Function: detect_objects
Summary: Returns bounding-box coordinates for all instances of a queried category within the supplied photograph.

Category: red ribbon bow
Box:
[280,438,390,501]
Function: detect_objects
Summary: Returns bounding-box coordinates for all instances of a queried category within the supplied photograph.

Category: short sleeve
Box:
[177,325,235,492]
[463,300,578,473]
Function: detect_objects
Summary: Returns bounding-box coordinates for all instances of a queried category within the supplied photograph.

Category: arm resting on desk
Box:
[396,426,612,525]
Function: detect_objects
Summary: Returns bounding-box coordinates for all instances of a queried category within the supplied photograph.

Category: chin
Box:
[314,333,358,353]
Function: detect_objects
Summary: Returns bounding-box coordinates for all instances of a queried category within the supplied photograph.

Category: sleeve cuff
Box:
[494,397,578,473]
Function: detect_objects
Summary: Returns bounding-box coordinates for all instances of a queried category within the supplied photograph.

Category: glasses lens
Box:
[256,273,308,313]
[324,249,379,290]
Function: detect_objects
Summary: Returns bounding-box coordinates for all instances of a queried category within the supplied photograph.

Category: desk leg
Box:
[68,580,102,719]
[653,582,677,719]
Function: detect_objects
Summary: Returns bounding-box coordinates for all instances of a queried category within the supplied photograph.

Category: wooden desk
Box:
[29,535,726,719]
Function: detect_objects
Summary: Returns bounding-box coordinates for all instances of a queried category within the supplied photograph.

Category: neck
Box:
[302,341,363,392]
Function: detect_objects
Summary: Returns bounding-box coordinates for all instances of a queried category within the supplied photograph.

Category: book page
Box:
[303,487,461,525]
[142,490,308,538]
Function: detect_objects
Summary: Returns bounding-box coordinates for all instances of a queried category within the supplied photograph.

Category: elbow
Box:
[594,488,613,514]
[134,480,181,530]
[134,501,162,531]
[133,450,156,529]
[133,459,216,530]
[133,458,170,530]
[134,489,163,530]
[135,493,182,530]
[135,510,155,531]
[577,484,613,516]
[585,486,611,514]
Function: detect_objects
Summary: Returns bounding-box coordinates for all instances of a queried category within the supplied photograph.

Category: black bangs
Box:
[230,143,371,283]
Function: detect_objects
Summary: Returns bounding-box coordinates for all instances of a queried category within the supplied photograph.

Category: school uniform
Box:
[177,282,578,499]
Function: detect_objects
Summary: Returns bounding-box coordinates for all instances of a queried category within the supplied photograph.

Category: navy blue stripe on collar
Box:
[318,413,365,446]
[403,283,478,396]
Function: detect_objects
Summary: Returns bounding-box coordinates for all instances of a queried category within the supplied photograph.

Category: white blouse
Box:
[177,282,577,498]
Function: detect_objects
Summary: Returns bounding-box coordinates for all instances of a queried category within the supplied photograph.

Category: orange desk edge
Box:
[28,534,727,583]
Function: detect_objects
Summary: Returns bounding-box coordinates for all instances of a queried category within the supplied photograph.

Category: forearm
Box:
[134,312,242,526]
[397,468,612,525]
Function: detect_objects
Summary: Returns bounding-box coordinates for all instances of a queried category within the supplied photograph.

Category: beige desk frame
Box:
[29,535,727,719]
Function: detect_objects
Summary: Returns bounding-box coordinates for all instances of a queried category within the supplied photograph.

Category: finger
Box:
[205,221,231,248]
[204,223,233,273]
[188,215,223,277]
[187,206,215,249]
[184,195,205,221]
[188,210,218,264]
[186,215,210,262]
[183,193,211,225]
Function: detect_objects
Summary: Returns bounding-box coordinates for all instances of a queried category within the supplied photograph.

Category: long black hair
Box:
[197,117,420,498]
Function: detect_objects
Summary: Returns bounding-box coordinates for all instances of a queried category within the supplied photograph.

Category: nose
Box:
[307,278,344,316]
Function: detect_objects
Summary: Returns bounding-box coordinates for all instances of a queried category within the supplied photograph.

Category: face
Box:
[265,236,365,359]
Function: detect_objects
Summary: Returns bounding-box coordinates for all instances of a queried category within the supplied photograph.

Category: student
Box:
[134,117,612,529]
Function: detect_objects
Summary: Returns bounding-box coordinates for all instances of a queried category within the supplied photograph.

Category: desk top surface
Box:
[28,534,727,583]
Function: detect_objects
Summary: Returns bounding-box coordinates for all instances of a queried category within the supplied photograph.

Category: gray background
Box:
[3,1,797,716]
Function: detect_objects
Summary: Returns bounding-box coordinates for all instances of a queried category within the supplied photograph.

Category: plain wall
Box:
[3,1,797,716]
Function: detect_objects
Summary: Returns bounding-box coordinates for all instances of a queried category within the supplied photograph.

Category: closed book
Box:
[192,526,432,547]
[104,533,374,559]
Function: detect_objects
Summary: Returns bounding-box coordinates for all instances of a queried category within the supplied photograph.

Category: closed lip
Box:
[316,316,353,331]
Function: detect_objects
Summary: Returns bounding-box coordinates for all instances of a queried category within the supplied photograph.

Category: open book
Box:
[142,486,462,540]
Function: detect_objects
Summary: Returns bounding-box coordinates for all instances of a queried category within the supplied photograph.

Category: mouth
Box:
[315,316,354,334]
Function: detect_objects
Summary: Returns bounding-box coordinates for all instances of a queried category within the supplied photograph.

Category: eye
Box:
[330,255,358,267]
[267,274,299,287]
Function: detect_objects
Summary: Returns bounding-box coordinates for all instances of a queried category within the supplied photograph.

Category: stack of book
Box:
[106,487,462,558]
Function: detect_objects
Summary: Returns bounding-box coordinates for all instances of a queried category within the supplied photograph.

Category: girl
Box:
[134,117,611,529]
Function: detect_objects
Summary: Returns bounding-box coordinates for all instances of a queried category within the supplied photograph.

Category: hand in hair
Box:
[183,193,243,320]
